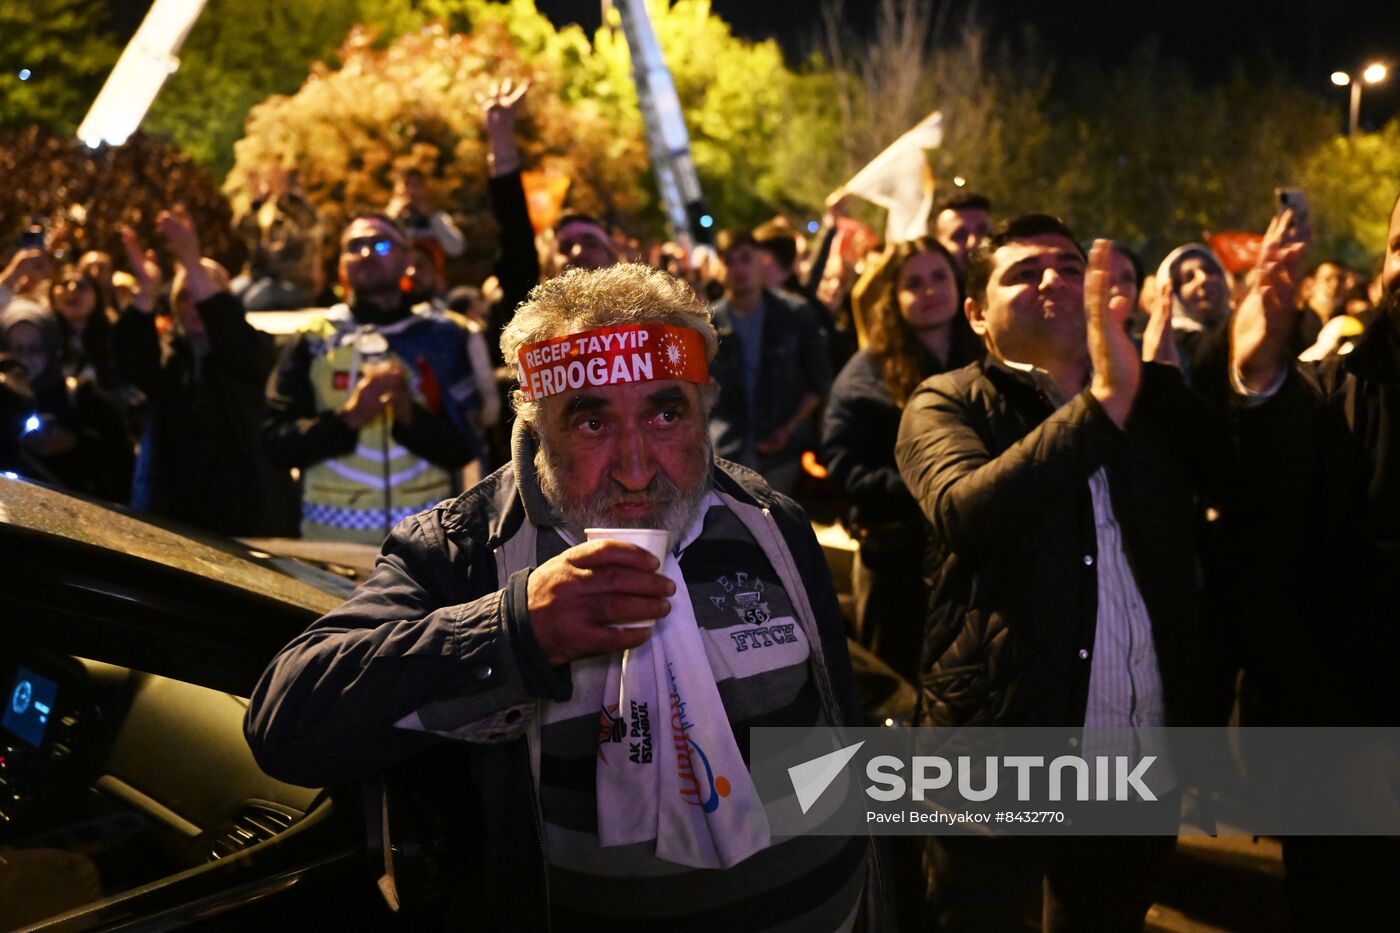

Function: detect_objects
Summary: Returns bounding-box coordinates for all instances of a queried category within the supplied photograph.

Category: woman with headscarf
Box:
[0,299,132,501]
[820,238,983,683]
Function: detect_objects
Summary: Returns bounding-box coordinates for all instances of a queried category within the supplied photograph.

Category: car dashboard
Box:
[0,650,361,931]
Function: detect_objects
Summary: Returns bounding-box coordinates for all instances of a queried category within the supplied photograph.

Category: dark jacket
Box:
[822,349,921,551]
[112,292,295,536]
[3,300,131,501]
[709,290,832,468]
[796,223,857,373]
[895,359,1228,727]
[822,336,983,541]
[26,373,131,502]
[485,170,543,367]
[1231,310,1400,724]
[243,457,863,929]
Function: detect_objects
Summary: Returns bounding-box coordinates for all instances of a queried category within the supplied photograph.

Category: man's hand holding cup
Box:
[527,535,674,666]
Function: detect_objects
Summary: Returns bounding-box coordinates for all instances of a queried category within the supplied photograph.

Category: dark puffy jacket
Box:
[243,457,863,929]
[895,358,1228,727]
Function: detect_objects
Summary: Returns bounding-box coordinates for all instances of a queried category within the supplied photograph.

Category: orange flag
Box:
[521,170,572,234]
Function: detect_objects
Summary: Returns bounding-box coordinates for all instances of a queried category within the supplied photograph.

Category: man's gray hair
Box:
[500,262,719,423]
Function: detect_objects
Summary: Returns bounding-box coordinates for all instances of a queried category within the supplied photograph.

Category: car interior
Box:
[0,648,364,931]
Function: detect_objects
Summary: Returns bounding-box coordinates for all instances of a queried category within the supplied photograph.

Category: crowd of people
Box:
[2,73,1398,933]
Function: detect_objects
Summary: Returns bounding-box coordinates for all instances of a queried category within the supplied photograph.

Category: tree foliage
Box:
[222,0,829,256]
[143,0,372,178]
[1298,120,1400,270]
[0,0,118,132]
[3,0,1397,272]
[818,4,1384,266]
[1045,52,1338,261]
[224,20,649,280]
[0,126,242,272]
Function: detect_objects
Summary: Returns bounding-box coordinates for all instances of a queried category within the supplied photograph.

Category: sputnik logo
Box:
[789,742,865,814]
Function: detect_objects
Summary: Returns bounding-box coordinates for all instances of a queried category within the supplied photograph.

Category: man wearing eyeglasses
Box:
[264,214,482,544]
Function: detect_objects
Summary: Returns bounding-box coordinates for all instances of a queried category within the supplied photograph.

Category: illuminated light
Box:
[698,214,714,229]
[18,68,31,81]
[801,449,828,480]
[952,175,967,187]
[2,472,17,480]
[76,0,210,147]
[1332,71,1351,86]
[23,415,40,435]
[1363,63,1388,84]
[884,718,895,727]
[807,221,820,234]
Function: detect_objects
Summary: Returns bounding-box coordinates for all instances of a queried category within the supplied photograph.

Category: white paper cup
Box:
[584,527,670,628]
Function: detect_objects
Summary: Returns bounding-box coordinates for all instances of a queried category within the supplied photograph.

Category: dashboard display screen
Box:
[3,666,58,748]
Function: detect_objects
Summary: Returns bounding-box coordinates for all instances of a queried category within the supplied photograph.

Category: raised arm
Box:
[1231,209,1309,394]
[480,77,539,350]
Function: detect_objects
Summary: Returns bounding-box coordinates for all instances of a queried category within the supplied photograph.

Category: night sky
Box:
[109,1,1400,128]
[537,0,1400,128]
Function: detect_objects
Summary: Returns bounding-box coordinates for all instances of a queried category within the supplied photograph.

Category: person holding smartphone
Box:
[1228,191,1400,930]
[0,298,132,501]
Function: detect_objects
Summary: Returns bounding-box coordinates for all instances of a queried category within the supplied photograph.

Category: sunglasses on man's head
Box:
[344,236,397,258]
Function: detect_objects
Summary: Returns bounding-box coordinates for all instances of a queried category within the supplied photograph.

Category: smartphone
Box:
[1275,187,1309,220]
[18,225,44,249]
[1274,187,1309,242]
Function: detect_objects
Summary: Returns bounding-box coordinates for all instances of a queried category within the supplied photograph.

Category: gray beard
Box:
[534,436,713,552]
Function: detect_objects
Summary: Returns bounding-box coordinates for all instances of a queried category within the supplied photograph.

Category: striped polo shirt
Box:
[536,504,866,931]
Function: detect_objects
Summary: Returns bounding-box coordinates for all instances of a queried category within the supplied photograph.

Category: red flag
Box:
[833,217,878,266]
[1207,232,1263,273]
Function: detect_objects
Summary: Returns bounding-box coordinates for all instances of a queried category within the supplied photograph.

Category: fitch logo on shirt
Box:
[707,572,772,626]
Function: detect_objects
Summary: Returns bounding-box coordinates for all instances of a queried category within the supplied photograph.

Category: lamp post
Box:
[1331,63,1389,138]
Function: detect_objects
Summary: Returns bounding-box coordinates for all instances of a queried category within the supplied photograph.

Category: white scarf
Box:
[568,505,772,869]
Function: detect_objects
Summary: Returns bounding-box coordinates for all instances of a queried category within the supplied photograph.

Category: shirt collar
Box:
[996,356,1072,407]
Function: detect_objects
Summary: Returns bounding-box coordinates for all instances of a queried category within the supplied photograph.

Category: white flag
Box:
[842,111,943,243]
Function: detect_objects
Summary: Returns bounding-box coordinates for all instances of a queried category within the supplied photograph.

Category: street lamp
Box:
[1332,63,1389,138]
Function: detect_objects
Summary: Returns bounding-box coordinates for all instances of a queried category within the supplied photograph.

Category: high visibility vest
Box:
[299,307,456,544]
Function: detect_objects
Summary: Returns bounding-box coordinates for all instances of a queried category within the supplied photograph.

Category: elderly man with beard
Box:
[245,263,872,931]
[1230,195,1400,930]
